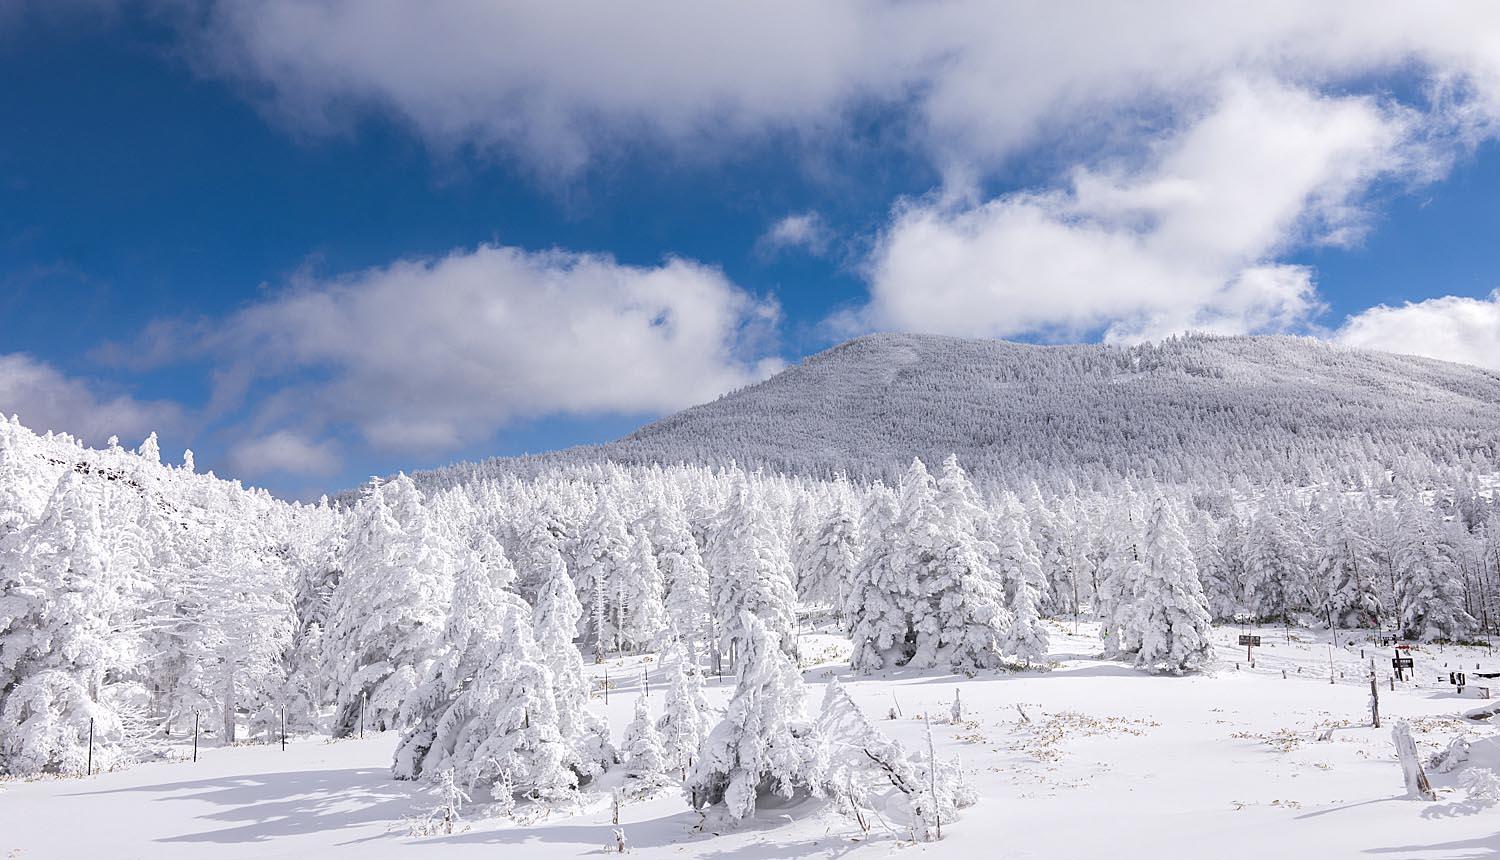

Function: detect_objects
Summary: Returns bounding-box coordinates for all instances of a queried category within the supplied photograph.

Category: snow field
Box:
[5,622,1499,859]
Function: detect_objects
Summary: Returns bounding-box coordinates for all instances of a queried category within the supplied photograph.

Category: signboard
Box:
[1396,644,1412,651]
[1450,672,1468,686]
[1238,635,1262,646]
[1393,657,1415,670]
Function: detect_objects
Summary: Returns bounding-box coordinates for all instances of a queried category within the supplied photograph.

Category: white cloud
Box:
[0,352,185,447]
[177,2,1500,178]
[855,79,1419,341]
[227,430,340,477]
[757,212,832,258]
[186,244,782,456]
[1336,290,1500,370]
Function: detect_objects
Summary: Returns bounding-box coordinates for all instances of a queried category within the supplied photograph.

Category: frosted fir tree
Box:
[711,481,798,670]
[531,547,612,778]
[908,457,1016,671]
[686,612,826,820]
[656,636,712,776]
[845,483,912,671]
[1095,496,1146,658]
[135,431,161,465]
[798,487,861,614]
[653,501,711,661]
[393,540,527,780]
[576,494,633,660]
[1316,495,1381,630]
[0,473,131,774]
[1394,494,1476,641]
[401,594,579,805]
[620,695,671,794]
[817,679,923,832]
[324,475,453,737]
[1242,492,1312,623]
[992,513,1049,668]
[1189,508,1237,622]
[1126,498,1215,674]
[617,526,668,653]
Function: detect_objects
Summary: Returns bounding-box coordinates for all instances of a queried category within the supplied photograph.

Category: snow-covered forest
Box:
[4,374,1500,843]
[429,333,1500,490]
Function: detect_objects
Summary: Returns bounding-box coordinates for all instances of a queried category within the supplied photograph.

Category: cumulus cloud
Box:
[0,352,185,446]
[854,79,1425,341]
[142,244,782,459]
[756,212,833,258]
[175,1,1500,178]
[1336,290,1500,370]
[227,430,340,478]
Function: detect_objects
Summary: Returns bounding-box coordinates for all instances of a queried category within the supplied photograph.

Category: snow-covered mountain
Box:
[415,332,1500,490]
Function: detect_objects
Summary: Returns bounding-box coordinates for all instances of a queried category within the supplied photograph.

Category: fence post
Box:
[86,718,94,776]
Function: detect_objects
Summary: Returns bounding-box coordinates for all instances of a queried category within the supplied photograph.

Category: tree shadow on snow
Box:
[62,767,425,844]
[1363,833,1500,858]
[423,796,864,859]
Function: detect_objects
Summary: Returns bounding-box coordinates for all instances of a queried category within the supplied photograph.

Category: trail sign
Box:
[1393,657,1415,670]
[1238,635,1262,646]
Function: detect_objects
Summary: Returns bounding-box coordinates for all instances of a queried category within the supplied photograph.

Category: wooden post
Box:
[86,718,94,776]
[359,692,366,739]
[1392,721,1436,800]
[280,708,286,752]
[1369,674,1380,728]
[604,668,609,704]
[193,712,199,762]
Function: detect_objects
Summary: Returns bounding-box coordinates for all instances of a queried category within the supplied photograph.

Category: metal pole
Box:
[280,708,286,752]
[360,692,366,739]
[87,718,94,776]
[193,712,199,762]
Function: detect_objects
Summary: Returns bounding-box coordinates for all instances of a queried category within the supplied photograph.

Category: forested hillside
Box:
[418,333,1500,492]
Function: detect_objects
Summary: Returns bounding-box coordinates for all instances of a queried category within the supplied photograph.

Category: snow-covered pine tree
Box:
[845,483,910,671]
[710,481,798,670]
[992,508,1049,667]
[532,547,612,778]
[653,499,711,661]
[617,524,667,652]
[0,473,134,774]
[1095,492,1145,658]
[393,539,528,780]
[576,494,633,660]
[656,635,711,776]
[620,695,670,793]
[797,484,861,614]
[1126,498,1215,674]
[1394,493,1476,641]
[816,678,923,832]
[1242,491,1312,623]
[1316,494,1381,630]
[686,611,825,820]
[909,457,1017,670]
[324,475,452,737]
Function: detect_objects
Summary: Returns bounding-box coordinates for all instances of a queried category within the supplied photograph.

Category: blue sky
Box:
[4,3,1500,497]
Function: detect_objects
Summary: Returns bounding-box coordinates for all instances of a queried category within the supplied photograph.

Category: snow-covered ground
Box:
[6,623,1500,859]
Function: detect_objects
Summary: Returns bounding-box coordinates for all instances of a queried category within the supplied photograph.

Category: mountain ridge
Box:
[401,332,1500,492]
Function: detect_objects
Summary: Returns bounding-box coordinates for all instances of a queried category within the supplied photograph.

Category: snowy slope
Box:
[7,623,1500,859]
[411,333,1500,491]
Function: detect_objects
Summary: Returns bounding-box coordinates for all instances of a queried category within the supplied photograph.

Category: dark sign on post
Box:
[1393,657,1415,669]
[1238,635,1262,646]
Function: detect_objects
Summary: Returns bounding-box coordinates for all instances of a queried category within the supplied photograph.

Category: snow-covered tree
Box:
[324,475,452,737]
[0,473,134,774]
[656,637,711,776]
[620,695,670,793]
[686,612,825,820]
[845,484,912,671]
[1124,498,1215,674]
